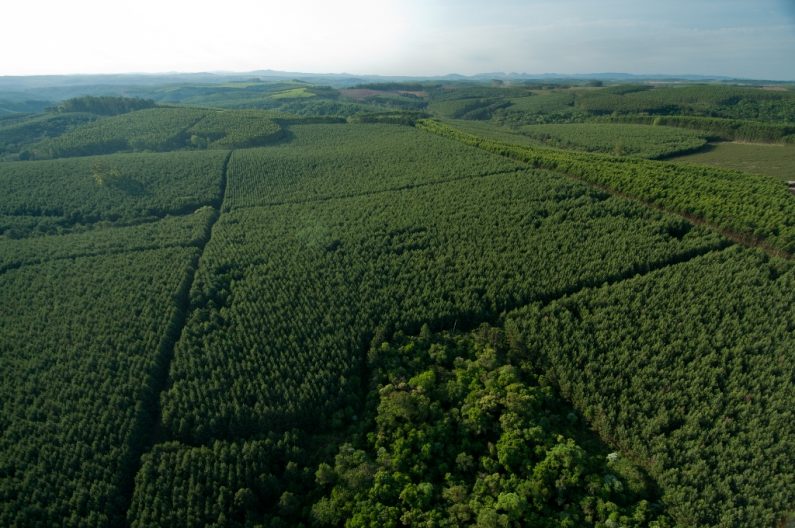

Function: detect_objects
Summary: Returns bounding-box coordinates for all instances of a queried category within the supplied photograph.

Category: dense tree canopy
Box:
[0,82,792,527]
[509,248,794,527]
[55,95,157,115]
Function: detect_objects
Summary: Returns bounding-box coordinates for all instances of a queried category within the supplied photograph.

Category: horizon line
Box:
[0,69,793,83]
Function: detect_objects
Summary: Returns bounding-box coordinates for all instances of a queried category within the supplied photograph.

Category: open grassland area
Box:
[671,141,795,182]
[1,83,793,528]
[268,87,317,100]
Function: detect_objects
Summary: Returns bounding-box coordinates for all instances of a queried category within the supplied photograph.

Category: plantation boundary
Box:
[417,119,793,259]
[117,150,233,525]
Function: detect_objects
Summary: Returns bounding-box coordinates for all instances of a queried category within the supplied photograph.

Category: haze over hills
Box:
[1,62,794,527]
[0,70,766,90]
[0,70,781,115]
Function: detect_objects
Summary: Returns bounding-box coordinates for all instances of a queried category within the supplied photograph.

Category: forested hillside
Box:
[0,80,792,528]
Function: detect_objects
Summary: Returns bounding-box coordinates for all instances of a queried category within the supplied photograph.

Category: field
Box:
[420,119,795,254]
[517,123,707,158]
[671,141,795,182]
[268,87,316,100]
[0,150,227,235]
[0,81,793,528]
[163,165,724,443]
[223,124,522,207]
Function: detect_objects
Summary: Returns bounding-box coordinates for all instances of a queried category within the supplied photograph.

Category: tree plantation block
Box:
[162,164,725,444]
[0,79,792,527]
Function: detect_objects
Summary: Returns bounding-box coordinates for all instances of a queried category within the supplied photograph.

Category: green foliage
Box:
[507,92,576,112]
[495,92,586,125]
[574,84,795,121]
[223,124,522,208]
[128,435,313,528]
[276,99,384,118]
[517,123,707,158]
[151,81,303,106]
[0,151,227,230]
[340,86,429,109]
[0,112,97,157]
[0,246,200,527]
[442,119,553,147]
[186,110,283,148]
[0,98,51,116]
[315,328,671,527]
[347,111,429,126]
[439,84,795,137]
[418,119,795,254]
[268,87,317,100]
[428,97,512,120]
[0,84,792,527]
[670,142,795,182]
[162,154,723,442]
[508,247,795,527]
[355,82,434,92]
[431,85,531,101]
[30,107,209,158]
[55,95,157,115]
[596,114,795,143]
[599,84,653,95]
[0,208,213,272]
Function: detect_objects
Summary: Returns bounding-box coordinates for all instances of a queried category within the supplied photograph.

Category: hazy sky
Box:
[2,0,795,79]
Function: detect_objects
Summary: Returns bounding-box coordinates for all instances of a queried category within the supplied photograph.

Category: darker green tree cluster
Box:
[595,114,795,143]
[313,327,671,527]
[129,434,316,528]
[574,84,795,122]
[0,112,96,158]
[55,95,157,115]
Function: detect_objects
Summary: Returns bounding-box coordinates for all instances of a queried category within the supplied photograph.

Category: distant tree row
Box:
[574,84,795,122]
[54,95,157,115]
[595,114,795,143]
[313,326,672,527]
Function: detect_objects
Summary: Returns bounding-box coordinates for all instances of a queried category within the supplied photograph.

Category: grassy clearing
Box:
[269,87,316,100]
[670,142,795,182]
[507,92,576,113]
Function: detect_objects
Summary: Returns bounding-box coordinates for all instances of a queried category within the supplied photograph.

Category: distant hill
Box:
[0,69,780,92]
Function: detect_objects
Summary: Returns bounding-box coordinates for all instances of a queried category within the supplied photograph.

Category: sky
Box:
[2,0,795,80]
